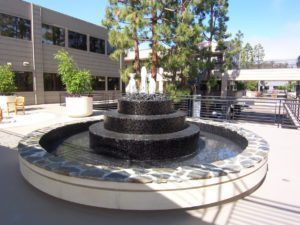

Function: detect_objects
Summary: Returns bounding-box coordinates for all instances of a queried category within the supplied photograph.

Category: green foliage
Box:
[253,43,265,66]
[0,65,16,95]
[165,83,190,101]
[194,0,230,81]
[120,66,134,83]
[240,43,254,69]
[245,81,258,91]
[240,43,265,69]
[103,0,231,94]
[276,85,286,91]
[103,0,206,85]
[207,75,218,89]
[54,50,92,95]
[236,81,246,91]
[287,81,296,92]
[277,82,296,92]
[224,30,243,70]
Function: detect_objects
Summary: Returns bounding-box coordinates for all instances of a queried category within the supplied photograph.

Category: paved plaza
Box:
[0,104,300,225]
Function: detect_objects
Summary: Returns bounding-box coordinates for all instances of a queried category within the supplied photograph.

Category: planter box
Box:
[0,95,16,112]
[65,96,93,117]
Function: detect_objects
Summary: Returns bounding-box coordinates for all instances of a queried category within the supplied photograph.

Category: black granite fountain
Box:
[89,94,200,160]
[18,93,270,210]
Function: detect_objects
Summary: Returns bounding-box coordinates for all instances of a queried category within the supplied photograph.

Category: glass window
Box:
[42,24,65,46]
[107,42,115,55]
[68,30,87,51]
[90,37,105,54]
[15,72,33,92]
[108,77,119,90]
[44,73,65,91]
[0,13,31,40]
[92,76,105,90]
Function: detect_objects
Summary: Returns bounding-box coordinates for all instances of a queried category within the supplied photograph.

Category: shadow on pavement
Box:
[0,146,214,225]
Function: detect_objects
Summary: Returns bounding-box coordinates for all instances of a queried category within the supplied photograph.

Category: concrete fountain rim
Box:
[18,117,269,184]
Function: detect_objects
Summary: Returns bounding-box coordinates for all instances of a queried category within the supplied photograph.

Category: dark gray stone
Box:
[104,171,130,182]
[80,168,110,178]
[89,122,200,160]
[118,98,174,115]
[104,110,187,134]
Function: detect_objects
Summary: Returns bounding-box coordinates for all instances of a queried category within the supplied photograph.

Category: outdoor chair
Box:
[6,96,25,116]
[0,107,2,121]
[14,96,25,115]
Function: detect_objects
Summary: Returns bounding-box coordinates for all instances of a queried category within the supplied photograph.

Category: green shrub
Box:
[245,81,258,91]
[54,50,92,95]
[0,65,16,95]
[166,83,190,102]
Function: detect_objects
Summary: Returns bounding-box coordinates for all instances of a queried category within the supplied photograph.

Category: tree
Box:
[102,0,145,82]
[253,43,265,67]
[103,0,203,85]
[245,81,258,91]
[240,43,254,69]
[159,1,203,85]
[224,30,243,70]
[54,50,92,95]
[194,0,230,78]
[0,65,16,95]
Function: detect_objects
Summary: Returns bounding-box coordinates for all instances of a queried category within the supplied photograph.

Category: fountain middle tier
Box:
[104,110,187,134]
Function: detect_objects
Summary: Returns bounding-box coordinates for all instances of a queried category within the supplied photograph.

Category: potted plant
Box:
[0,65,17,113]
[54,50,93,117]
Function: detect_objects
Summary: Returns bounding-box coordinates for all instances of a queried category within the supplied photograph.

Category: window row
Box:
[0,13,31,40]
[43,73,119,91]
[0,13,112,54]
[42,24,108,54]
[10,72,120,92]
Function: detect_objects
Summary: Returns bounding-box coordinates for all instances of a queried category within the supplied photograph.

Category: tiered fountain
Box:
[90,94,200,160]
[18,67,269,210]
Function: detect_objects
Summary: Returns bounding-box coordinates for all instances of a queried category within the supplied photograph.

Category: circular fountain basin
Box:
[18,117,269,210]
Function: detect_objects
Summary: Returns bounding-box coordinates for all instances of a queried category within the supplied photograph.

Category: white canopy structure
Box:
[225,68,300,81]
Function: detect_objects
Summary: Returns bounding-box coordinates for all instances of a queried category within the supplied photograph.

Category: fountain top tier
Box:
[118,94,174,115]
[121,93,170,101]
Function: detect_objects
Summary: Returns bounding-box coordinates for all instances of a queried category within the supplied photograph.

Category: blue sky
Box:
[26,0,300,60]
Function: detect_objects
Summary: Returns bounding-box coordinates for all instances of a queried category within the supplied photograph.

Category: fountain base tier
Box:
[89,122,200,160]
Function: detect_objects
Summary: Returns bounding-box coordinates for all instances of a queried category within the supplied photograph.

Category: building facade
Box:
[0,0,120,105]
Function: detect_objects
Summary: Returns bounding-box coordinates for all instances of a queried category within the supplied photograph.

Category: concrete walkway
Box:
[0,104,300,225]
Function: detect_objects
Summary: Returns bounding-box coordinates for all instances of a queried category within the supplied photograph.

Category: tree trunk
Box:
[132,10,140,75]
[151,2,158,80]
[133,30,140,75]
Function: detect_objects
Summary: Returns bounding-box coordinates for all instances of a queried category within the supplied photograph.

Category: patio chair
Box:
[0,107,2,121]
[14,96,25,115]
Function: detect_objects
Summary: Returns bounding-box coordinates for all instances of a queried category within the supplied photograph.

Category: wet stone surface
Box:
[118,98,174,115]
[104,110,187,134]
[18,118,270,184]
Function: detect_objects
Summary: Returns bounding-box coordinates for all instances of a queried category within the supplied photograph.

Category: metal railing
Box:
[60,93,300,129]
[172,96,285,125]
[281,99,300,129]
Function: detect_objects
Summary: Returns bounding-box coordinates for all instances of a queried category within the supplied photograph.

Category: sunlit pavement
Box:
[0,104,299,225]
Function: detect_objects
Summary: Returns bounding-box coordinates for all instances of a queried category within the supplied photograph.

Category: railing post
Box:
[297,100,300,122]
[192,95,201,118]
[278,99,282,127]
